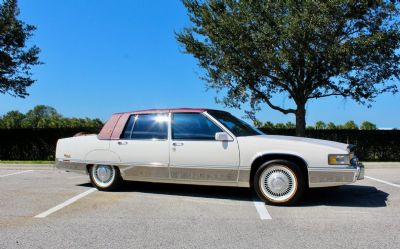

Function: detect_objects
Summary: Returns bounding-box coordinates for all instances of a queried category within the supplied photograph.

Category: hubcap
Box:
[93,165,115,187]
[260,165,297,202]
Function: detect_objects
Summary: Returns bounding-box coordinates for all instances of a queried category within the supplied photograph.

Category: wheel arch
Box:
[249,153,309,188]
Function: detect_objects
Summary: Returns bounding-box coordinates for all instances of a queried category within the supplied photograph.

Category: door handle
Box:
[172,142,184,146]
[118,141,128,145]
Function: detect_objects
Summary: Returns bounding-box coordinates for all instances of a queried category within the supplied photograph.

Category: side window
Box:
[121,114,168,140]
[172,113,222,140]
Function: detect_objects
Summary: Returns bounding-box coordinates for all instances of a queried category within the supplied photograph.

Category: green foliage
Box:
[315,121,326,130]
[0,105,103,128]
[0,110,24,128]
[0,0,41,98]
[360,121,377,130]
[342,120,359,130]
[177,0,400,136]
[326,122,337,130]
[259,120,377,130]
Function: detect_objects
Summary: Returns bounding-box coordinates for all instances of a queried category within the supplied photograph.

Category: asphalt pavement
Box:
[0,164,399,249]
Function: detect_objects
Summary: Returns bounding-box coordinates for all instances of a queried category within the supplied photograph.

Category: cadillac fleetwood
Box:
[55,108,364,205]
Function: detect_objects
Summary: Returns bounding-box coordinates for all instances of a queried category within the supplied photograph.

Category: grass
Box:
[0,160,54,164]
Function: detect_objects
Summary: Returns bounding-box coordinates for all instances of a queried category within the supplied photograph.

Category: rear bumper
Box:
[55,159,88,174]
[356,163,365,180]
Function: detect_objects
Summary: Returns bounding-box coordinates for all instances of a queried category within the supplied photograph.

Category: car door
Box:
[109,113,170,180]
[169,112,240,184]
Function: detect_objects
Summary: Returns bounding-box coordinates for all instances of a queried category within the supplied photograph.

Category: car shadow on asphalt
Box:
[77,182,388,207]
[299,185,388,208]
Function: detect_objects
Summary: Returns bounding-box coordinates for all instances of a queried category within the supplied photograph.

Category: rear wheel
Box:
[89,165,122,191]
[254,160,305,205]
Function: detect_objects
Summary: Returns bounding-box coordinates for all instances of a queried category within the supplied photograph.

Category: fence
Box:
[0,128,399,161]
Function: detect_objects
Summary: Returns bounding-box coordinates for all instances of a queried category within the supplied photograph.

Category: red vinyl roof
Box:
[115,108,216,115]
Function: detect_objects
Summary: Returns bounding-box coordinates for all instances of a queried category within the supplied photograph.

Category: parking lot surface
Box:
[0,165,399,249]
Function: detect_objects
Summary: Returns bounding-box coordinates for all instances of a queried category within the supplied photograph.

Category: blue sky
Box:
[1,0,399,128]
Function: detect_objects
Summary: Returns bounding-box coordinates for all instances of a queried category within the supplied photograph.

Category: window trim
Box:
[119,113,169,141]
[171,112,234,142]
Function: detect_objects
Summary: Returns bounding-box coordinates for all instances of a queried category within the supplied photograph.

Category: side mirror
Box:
[215,132,233,141]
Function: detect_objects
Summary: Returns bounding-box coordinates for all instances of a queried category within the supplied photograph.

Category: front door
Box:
[169,112,239,184]
[110,113,170,180]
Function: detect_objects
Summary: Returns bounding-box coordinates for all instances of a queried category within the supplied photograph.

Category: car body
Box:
[55,108,364,205]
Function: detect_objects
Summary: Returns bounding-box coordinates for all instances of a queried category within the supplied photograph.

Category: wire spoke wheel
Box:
[259,164,298,203]
[91,165,117,188]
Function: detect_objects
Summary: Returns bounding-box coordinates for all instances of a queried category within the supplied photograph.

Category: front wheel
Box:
[89,165,122,191]
[254,160,305,205]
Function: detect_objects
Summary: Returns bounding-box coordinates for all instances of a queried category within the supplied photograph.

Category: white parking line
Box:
[0,170,33,178]
[365,176,400,188]
[35,188,97,218]
[253,198,272,220]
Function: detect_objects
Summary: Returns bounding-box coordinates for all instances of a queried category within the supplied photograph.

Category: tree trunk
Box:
[295,104,306,137]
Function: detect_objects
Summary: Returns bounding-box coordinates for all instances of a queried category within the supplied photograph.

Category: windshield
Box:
[207,110,264,137]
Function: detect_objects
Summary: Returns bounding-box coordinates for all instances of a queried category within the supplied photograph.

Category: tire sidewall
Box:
[254,160,305,205]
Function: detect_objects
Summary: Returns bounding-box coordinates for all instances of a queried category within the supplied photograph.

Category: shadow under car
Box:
[77,181,388,208]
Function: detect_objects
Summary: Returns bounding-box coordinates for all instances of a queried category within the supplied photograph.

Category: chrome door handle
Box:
[172,142,184,146]
[118,141,128,145]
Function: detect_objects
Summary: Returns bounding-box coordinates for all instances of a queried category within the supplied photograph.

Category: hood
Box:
[245,135,349,152]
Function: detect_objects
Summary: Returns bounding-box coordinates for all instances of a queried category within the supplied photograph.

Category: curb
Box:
[0,164,54,170]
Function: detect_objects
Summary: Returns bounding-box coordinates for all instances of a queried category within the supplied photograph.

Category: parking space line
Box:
[365,176,400,188]
[34,188,97,218]
[0,170,33,178]
[253,198,272,220]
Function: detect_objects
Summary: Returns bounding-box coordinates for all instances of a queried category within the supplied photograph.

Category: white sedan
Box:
[55,108,364,205]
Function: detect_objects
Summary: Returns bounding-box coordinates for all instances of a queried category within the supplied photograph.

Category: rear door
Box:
[169,112,240,184]
[109,113,170,180]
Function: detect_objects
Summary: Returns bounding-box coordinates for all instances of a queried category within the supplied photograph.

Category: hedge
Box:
[259,128,400,161]
[0,128,100,161]
[0,128,399,161]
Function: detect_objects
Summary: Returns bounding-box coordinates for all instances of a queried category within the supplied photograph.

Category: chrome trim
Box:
[55,160,88,174]
[126,177,238,187]
[237,169,251,187]
[120,165,169,180]
[169,167,237,182]
[308,166,358,187]
[356,163,365,180]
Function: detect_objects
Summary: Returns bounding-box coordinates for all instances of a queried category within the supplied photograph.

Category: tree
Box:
[252,118,263,128]
[176,0,400,136]
[261,121,275,129]
[23,105,62,128]
[326,122,336,130]
[0,110,24,128]
[315,121,326,130]
[0,0,41,98]
[0,105,103,128]
[285,121,295,129]
[360,121,377,130]
[343,120,359,130]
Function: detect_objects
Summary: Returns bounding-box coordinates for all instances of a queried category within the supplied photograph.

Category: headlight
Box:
[328,154,350,165]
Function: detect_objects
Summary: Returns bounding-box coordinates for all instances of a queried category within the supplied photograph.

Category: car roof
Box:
[114,108,221,115]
